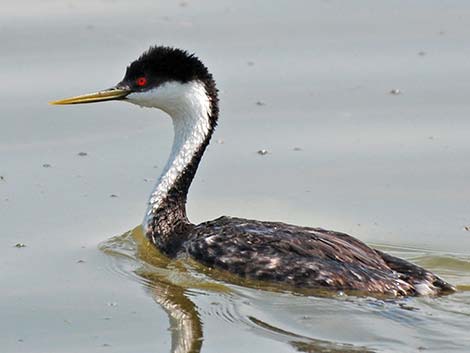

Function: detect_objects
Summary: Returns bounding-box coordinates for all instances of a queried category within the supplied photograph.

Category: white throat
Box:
[126,81,212,233]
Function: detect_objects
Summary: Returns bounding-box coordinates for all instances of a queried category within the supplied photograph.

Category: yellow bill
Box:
[49,88,130,105]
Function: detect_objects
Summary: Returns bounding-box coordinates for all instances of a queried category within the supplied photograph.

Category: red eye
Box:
[136,77,147,87]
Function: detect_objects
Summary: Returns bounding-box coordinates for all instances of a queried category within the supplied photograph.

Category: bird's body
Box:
[52,46,455,296]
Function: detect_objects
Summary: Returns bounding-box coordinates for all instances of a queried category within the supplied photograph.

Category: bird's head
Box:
[50,46,218,117]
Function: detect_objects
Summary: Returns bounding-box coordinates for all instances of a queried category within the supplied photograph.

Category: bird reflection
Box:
[248,316,375,353]
[101,226,376,353]
[142,275,203,353]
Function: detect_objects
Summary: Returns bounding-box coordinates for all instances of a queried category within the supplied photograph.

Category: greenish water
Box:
[1,1,470,352]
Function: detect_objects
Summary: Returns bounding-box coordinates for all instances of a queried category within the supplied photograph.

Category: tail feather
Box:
[375,249,456,295]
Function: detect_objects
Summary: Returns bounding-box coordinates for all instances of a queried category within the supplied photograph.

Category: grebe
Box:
[51,46,455,296]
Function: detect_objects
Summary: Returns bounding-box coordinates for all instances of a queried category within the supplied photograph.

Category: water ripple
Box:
[99,227,470,353]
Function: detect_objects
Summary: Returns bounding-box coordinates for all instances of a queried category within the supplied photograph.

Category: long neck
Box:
[143,81,218,253]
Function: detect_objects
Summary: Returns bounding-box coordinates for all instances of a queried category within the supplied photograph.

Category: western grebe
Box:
[51,46,454,296]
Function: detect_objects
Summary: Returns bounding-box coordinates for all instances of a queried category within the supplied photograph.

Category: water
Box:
[100,227,470,353]
[1,1,470,352]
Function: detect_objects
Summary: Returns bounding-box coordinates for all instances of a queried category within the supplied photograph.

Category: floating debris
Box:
[179,1,188,7]
[109,194,118,198]
[255,101,265,106]
[102,343,111,347]
[143,178,152,182]
[14,243,26,248]
[77,259,85,264]
[0,175,4,181]
[107,302,118,307]
[247,61,255,66]
[418,51,427,56]
[293,147,302,151]
[389,89,401,95]
[464,226,470,232]
[42,163,52,168]
[257,149,269,155]
[77,152,88,157]
[18,339,24,343]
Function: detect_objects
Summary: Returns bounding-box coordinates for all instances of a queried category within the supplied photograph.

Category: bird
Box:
[51,45,455,297]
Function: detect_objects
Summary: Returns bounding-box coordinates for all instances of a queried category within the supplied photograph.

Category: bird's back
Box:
[186,216,454,296]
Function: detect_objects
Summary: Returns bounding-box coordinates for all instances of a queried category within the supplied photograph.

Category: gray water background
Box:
[1,1,470,352]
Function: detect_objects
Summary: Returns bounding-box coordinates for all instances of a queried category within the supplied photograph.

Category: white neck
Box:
[126,81,212,233]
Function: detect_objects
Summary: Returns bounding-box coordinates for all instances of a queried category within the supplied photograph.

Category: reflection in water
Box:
[100,227,470,352]
[101,227,203,353]
[248,316,375,353]
[100,226,385,353]
[144,275,202,353]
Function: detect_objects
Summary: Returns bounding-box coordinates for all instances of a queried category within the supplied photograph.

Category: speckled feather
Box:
[185,216,454,296]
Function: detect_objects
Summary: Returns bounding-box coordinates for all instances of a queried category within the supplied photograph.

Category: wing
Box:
[186,216,414,295]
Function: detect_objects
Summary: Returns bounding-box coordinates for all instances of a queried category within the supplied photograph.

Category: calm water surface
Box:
[1,1,470,352]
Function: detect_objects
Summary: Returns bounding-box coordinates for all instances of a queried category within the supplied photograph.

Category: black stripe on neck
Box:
[146,78,219,256]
